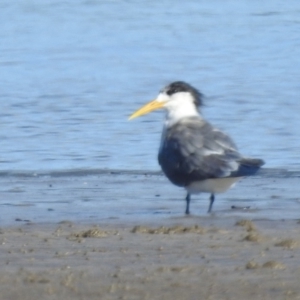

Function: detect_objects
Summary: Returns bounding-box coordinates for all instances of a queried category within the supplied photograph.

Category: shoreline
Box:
[0,167,298,177]
[1,170,300,299]
[0,169,300,226]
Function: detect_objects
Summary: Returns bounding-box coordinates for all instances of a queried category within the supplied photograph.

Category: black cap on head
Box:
[163,81,203,107]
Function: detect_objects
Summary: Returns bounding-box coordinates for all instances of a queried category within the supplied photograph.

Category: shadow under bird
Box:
[129,81,265,214]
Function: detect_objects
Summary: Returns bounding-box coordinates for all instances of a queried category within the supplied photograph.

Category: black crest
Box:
[163,81,203,107]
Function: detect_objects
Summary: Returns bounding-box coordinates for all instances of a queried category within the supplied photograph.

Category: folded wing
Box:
[158,117,264,187]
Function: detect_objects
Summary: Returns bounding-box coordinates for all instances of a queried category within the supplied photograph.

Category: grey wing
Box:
[158,118,261,187]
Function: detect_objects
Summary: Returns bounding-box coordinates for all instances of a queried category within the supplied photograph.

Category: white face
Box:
[156,91,200,125]
[156,91,195,108]
[156,92,170,103]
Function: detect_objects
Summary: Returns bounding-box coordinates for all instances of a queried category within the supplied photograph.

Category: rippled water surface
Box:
[1,0,300,171]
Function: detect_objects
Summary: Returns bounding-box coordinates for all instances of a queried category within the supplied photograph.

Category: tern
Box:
[129,81,264,214]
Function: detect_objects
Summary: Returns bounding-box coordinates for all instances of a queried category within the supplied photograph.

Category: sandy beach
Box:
[1,170,300,299]
[2,0,300,298]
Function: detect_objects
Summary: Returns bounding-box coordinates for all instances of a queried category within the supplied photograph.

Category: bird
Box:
[129,81,265,214]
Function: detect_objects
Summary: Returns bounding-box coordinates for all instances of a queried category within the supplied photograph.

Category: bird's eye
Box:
[166,88,178,95]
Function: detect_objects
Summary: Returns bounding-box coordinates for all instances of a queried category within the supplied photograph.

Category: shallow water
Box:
[0,169,299,225]
[0,0,300,172]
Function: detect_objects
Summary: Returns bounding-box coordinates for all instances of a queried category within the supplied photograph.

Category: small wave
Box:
[0,168,298,179]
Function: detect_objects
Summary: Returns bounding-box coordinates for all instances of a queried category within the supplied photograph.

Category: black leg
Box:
[185,193,191,215]
[208,193,215,213]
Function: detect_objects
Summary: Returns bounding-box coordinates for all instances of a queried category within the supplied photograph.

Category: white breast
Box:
[186,177,242,194]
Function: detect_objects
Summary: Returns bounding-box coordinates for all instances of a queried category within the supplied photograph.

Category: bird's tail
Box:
[240,158,265,167]
[233,158,265,177]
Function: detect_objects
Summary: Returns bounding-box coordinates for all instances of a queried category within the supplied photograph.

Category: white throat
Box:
[162,92,200,127]
[158,91,202,153]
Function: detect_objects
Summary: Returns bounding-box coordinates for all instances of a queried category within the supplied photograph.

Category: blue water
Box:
[1,0,300,172]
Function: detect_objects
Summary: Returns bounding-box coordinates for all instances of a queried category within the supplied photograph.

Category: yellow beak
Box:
[128,99,165,120]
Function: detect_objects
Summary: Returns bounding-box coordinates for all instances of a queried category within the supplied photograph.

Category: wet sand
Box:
[1,170,300,299]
